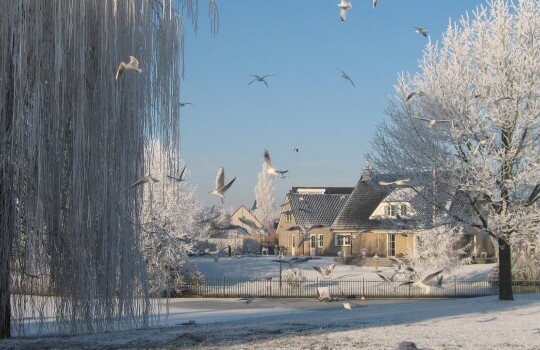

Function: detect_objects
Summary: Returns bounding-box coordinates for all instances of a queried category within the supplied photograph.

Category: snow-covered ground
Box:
[3,256,538,349]
[189,255,495,280]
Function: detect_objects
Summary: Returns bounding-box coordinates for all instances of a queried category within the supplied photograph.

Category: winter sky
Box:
[179,0,487,210]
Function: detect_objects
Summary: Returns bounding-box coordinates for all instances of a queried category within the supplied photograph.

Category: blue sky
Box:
[178,0,487,210]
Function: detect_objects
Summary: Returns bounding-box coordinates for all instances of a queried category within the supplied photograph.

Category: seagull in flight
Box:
[398,269,444,294]
[129,175,159,189]
[313,263,336,279]
[378,179,410,186]
[406,91,425,101]
[372,0,378,8]
[292,147,299,152]
[238,296,255,304]
[287,225,325,247]
[209,167,236,203]
[251,200,257,211]
[264,149,287,177]
[202,247,228,262]
[337,0,352,22]
[276,170,288,179]
[167,165,187,182]
[338,68,355,86]
[413,27,429,38]
[413,116,453,128]
[179,102,193,107]
[116,56,142,80]
[247,75,274,87]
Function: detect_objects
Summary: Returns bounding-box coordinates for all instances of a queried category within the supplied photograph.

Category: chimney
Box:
[361,168,373,181]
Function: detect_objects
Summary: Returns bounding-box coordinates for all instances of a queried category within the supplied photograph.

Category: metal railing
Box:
[182,277,540,299]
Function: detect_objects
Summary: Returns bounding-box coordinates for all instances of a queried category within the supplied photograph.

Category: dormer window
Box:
[384,205,397,216]
[400,204,408,216]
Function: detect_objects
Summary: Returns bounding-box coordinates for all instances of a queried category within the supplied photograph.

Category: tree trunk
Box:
[498,238,514,301]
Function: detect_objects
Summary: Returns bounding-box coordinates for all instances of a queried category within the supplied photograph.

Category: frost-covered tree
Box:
[140,141,203,297]
[367,0,540,300]
[405,225,473,278]
[0,0,218,338]
[254,162,277,229]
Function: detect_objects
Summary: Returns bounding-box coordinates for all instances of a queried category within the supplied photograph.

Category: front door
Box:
[291,233,296,256]
[310,234,316,256]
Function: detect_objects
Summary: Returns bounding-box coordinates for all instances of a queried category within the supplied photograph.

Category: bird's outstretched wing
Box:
[219,176,236,193]
[215,167,225,191]
[422,269,444,283]
[128,56,140,67]
[413,116,431,122]
[264,149,274,169]
[115,64,124,80]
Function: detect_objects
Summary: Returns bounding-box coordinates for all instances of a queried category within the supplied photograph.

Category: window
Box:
[388,234,396,257]
[334,234,351,246]
[310,235,316,248]
[285,212,292,222]
[400,204,408,216]
[318,234,324,248]
[384,205,396,216]
[291,234,295,248]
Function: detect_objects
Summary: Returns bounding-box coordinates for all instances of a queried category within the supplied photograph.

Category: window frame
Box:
[334,234,352,247]
[317,234,324,248]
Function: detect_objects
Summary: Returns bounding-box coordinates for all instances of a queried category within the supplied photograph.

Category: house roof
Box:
[331,174,394,230]
[285,193,349,228]
[291,187,354,195]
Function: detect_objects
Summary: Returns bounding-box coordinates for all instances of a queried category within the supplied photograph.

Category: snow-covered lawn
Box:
[189,255,495,280]
[3,257,538,349]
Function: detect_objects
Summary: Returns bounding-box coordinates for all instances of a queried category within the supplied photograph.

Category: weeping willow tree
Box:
[0,0,218,338]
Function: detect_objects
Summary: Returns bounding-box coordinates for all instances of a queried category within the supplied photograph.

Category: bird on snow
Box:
[338,68,355,86]
[116,56,142,80]
[287,225,325,247]
[337,0,352,22]
[313,263,336,279]
[413,26,429,37]
[238,296,255,304]
[129,175,159,189]
[167,165,187,182]
[208,167,236,203]
[398,269,444,294]
[247,74,274,87]
[413,116,453,128]
[379,179,411,186]
[397,341,418,350]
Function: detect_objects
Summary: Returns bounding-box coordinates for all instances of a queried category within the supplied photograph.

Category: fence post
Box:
[454,276,457,298]
[223,277,226,297]
[362,278,365,297]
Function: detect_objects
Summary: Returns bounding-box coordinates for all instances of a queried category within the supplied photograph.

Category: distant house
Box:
[276,169,495,259]
[230,205,278,253]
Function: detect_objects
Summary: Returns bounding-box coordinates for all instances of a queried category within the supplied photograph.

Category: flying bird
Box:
[264,149,287,177]
[339,286,353,310]
[413,116,453,128]
[116,56,142,80]
[129,175,159,189]
[313,263,336,279]
[413,27,429,37]
[276,170,289,179]
[251,200,257,211]
[202,247,227,262]
[389,257,415,280]
[398,269,444,294]
[292,147,299,152]
[208,167,236,203]
[287,225,325,247]
[337,0,352,22]
[372,0,378,8]
[167,166,187,182]
[247,74,274,87]
[179,102,193,107]
[378,179,411,186]
[405,91,424,101]
[338,68,355,86]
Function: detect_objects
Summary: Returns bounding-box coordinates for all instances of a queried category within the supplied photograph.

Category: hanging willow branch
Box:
[0,0,218,337]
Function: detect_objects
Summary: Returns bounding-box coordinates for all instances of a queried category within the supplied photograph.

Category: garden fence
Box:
[183,277,540,299]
